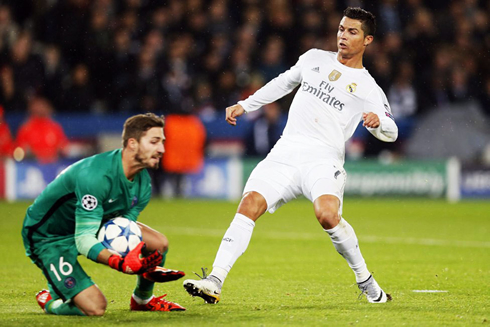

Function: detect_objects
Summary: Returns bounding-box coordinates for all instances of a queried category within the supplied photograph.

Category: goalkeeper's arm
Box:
[74,220,162,274]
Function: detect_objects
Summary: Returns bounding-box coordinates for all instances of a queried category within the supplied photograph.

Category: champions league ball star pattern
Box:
[97,217,142,257]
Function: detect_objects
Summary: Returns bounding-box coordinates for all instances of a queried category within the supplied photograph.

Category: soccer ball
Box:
[97,217,142,257]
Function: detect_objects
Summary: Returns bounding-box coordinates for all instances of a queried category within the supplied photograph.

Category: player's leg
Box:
[183,191,266,304]
[314,194,371,282]
[139,222,184,283]
[304,162,390,303]
[209,190,267,281]
[212,159,296,285]
[32,239,105,315]
[71,285,107,316]
[132,222,185,311]
[134,223,167,300]
[184,159,297,303]
[314,195,390,302]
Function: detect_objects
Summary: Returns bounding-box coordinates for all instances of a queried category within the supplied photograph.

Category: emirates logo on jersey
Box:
[302,81,345,111]
[328,70,342,81]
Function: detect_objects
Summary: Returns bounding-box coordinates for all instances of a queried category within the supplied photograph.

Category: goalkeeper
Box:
[21,113,185,315]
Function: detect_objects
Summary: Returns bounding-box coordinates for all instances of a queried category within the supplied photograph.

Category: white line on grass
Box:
[412,290,448,293]
[360,235,490,248]
[167,227,490,248]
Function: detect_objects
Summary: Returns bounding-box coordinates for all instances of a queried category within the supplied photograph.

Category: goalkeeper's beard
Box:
[135,152,160,169]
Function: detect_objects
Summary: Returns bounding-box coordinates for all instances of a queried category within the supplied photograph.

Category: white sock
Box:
[325,217,371,283]
[132,294,154,305]
[211,213,255,284]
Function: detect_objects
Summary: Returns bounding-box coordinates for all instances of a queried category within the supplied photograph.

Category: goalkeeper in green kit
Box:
[21,113,186,315]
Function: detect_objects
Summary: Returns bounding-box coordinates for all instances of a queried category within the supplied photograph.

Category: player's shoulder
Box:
[366,74,388,97]
[353,68,385,96]
[75,149,122,179]
[359,68,381,86]
[301,48,336,61]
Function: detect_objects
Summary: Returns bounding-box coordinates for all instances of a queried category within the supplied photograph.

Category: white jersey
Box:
[238,49,398,163]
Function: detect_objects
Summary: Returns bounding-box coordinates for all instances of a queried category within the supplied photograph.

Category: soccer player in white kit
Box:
[184,7,397,304]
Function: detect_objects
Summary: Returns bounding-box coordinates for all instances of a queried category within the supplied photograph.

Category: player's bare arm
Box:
[362,112,380,128]
[96,248,114,264]
[225,104,245,126]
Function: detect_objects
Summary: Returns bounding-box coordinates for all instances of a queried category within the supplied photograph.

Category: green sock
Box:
[46,299,85,316]
[134,250,167,300]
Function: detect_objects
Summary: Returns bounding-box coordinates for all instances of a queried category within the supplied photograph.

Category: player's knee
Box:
[85,307,106,316]
[237,192,267,220]
[155,233,168,254]
[315,209,340,229]
[82,297,107,316]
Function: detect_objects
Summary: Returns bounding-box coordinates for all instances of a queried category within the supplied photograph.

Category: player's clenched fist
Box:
[225,104,245,126]
[362,112,380,128]
[108,241,162,274]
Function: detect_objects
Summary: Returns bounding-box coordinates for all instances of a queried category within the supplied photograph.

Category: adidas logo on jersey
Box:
[312,67,320,73]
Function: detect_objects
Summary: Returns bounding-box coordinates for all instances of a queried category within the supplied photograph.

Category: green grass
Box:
[1,198,489,326]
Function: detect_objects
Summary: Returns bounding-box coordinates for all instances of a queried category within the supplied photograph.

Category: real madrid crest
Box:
[328,70,342,81]
[346,83,357,93]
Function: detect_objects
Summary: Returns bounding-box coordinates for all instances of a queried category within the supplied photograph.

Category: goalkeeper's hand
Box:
[108,241,162,274]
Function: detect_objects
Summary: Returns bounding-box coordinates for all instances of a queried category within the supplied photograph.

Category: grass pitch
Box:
[0,198,489,326]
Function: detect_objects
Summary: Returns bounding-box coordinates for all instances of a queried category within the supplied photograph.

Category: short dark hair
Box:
[122,113,165,147]
[343,7,376,37]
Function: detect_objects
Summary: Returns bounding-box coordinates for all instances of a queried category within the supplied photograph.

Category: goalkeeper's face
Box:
[135,127,165,169]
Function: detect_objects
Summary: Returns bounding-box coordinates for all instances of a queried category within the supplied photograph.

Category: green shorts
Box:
[28,237,94,302]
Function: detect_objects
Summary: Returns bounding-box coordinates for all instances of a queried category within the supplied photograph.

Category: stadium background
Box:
[1,2,489,325]
[0,0,489,200]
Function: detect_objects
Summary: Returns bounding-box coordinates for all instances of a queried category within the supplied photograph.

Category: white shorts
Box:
[243,139,347,214]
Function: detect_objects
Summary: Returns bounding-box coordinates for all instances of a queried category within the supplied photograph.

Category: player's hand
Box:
[362,112,380,128]
[225,104,245,126]
[108,241,162,274]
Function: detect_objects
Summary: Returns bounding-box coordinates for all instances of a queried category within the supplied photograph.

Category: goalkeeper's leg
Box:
[38,285,106,316]
[134,223,169,301]
[32,239,107,315]
[132,222,185,311]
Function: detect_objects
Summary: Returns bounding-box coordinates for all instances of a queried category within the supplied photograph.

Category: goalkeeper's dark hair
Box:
[343,7,376,37]
[122,113,165,147]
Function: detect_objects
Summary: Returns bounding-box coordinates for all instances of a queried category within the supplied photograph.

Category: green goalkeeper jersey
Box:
[21,149,152,262]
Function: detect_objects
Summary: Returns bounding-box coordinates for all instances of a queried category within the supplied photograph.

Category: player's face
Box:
[337,17,371,58]
[135,127,165,169]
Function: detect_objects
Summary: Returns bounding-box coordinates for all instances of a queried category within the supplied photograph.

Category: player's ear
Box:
[128,138,138,150]
[364,35,373,47]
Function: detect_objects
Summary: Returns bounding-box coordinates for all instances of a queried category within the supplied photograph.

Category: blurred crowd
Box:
[0,0,489,162]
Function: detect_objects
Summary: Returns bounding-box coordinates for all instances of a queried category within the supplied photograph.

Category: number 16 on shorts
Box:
[50,256,73,282]
[35,240,95,300]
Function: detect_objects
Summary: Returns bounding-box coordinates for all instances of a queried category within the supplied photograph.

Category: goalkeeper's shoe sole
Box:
[36,289,52,312]
[142,267,185,283]
[357,275,392,303]
[183,278,221,304]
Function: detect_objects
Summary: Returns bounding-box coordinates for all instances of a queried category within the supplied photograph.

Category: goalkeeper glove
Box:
[108,241,162,274]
